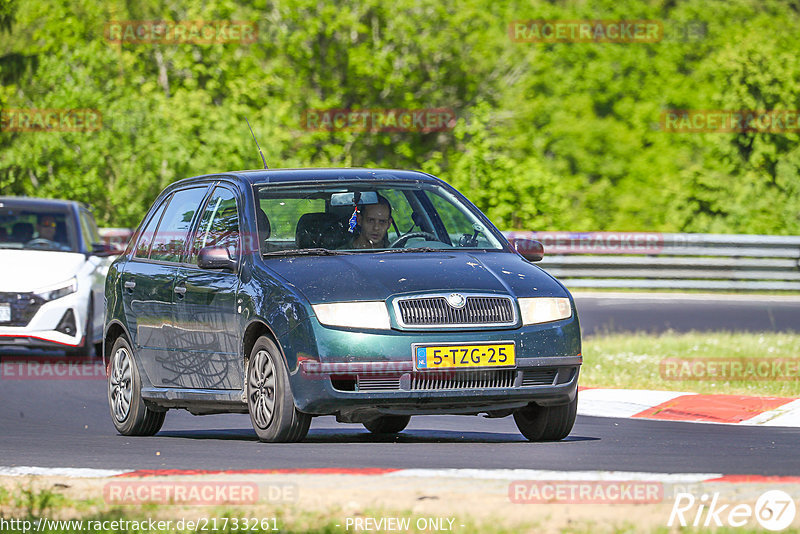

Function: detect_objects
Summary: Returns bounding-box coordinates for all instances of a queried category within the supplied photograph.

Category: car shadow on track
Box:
[155,428,599,444]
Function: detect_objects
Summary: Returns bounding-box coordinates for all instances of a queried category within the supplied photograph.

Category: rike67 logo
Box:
[669,490,796,531]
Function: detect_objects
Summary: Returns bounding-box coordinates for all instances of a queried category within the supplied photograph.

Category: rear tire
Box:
[363,415,410,434]
[107,336,165,436]
[247,336,311,443]
[513,391,577,442]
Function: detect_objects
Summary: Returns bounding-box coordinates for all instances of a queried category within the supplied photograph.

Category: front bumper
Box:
[294,356,580,415]
[0,291,88,349]
[280,314,582,415]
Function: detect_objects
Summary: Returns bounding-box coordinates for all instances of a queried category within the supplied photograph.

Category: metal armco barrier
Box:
[503,231,800,291]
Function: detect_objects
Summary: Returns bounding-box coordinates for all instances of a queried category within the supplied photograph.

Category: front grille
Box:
[395,294,515,327]
[411,369,516,390]
[349,369,563,392]
[0,292,45,327]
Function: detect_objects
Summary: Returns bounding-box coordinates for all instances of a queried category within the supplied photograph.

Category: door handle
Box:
[174,286,187,296]
[124,281,135,291]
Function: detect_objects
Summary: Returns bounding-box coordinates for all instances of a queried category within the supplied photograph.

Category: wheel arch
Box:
[241,319,285,372]
[103,319,132,369]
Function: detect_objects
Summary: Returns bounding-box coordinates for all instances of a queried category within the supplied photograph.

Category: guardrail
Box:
[101,226,800,291]
[503,231,800,291]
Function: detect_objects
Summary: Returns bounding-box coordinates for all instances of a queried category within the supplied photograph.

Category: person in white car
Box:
[0,197,115,356]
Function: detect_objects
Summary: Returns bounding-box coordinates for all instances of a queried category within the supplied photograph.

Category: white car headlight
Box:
[34,277,77,301]
[518,297,572,325]
[312,301,391,330]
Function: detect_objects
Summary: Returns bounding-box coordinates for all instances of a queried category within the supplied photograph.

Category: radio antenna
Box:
[245,118,268,169]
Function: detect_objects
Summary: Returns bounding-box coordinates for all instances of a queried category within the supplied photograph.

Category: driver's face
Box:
[38,217,56,239]
[357,204,391,246]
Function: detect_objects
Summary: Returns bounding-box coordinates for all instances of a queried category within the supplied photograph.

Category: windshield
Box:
[0,207,78,252]
[254,180,504,255]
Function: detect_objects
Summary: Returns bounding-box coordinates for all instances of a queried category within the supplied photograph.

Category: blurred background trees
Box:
[1,0,798,233]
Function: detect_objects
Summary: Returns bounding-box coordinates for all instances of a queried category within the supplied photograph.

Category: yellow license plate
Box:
[414,343,515,370]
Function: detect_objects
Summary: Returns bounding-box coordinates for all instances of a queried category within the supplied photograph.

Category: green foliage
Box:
[9,484,67,518]
[1,0,799,232]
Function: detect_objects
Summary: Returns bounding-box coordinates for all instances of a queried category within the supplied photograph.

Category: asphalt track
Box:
[1,294,799,475]
[1,374,800,475]
[574,293,800,335]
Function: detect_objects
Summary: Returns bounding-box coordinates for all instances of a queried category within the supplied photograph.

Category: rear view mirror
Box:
[512,239,544,262]
[198,246,237,271]
[330,191,378,206]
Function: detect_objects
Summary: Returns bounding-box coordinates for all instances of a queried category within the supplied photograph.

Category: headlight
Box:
[34,278,78,301]
[312,301,391,330]
[518,297,572,325]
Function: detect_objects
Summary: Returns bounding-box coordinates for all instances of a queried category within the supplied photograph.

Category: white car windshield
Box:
[254,180,504,254]
[0,208,77,252]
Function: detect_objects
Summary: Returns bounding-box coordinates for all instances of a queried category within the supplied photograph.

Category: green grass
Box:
[582,331,800,396]
[4,488,800,533]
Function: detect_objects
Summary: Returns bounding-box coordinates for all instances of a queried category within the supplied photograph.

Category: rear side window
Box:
[149,187,208,262]
[189,187,240,264]
[134,199,168,259]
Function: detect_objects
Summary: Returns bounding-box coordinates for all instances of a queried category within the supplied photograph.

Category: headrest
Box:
[295,212,345,249]
[12,222,34,240]
[257,208,271,249]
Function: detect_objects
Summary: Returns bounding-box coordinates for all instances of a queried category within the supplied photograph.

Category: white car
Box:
[0,197,115,356]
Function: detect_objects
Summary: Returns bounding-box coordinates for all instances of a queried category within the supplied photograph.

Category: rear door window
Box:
[149,187,208,262]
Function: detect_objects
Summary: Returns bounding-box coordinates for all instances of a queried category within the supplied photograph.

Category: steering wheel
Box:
[26,238,58,249]
[390,231,439,248]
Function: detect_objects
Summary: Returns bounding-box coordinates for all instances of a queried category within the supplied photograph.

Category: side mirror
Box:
[512,239,544,262]
[198,246,237,271]
[91,243,116,257]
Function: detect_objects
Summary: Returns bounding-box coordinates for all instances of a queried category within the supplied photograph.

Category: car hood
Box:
[263,251,567,304]
[0,249,85,292]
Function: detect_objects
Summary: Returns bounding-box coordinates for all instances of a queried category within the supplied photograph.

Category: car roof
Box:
[170,168,442,187]
[0,197,82,211]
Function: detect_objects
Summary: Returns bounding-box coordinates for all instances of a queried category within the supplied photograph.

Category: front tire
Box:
[363,415,410,434]
[513,391,578,442]
[247,336,311,443]
[107,336,165,436]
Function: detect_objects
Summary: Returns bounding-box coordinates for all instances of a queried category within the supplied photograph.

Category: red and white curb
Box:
[0,466,128,478]
[3,466,800,484]
[578,388,800,426]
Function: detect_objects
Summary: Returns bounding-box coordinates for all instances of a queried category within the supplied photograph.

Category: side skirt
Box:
[141,387,248,415]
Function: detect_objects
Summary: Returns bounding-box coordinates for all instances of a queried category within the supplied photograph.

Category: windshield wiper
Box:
[376,247,441,254]
[262,248,353,257]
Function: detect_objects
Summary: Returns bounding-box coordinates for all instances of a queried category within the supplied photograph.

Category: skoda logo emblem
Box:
[446,293,466,309]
